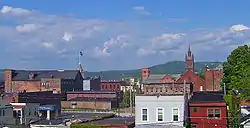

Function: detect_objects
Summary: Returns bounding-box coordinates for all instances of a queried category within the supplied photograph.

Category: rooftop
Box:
[87,117,135,125]
[32,112,114,125]
[189,91,225,103]
[9,69,81,81]
[69,97,117,102]
[66,90,122,94]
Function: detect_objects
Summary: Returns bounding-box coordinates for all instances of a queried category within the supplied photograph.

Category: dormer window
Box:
[29,73,35,80]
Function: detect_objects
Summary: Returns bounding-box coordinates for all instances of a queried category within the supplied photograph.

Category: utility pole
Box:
[130,88,132,115]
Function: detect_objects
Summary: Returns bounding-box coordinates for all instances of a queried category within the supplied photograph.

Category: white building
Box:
[135,94,187,128]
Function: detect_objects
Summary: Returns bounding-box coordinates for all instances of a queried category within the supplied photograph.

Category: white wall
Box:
[135,95,185,127]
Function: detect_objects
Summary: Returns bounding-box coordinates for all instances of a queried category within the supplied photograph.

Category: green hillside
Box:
[85,61,222,80]
[0,61,222,80]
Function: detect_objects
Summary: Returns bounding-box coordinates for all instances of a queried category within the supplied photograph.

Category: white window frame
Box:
[156,107,164,122]
[141,107,149,122]
[172,107,179,122]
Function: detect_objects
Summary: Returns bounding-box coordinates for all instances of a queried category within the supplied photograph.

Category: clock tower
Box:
[185,44,194,72]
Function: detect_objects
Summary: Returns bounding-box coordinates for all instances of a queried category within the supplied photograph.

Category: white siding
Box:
[83,80,90,90]
[135,95,185,127]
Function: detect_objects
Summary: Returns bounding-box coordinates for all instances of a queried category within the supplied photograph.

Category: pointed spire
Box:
[188,44,191,52]
[188,44,191,56]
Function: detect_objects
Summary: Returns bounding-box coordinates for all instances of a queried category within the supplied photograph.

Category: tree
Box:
[122,91,130,108]
[222,45,250,99]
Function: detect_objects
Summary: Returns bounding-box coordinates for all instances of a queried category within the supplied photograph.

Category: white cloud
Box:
[62,32,73,41]
[133,6,151,16]
[93,47,110,58]
[152,33,185,51]
[1,5,250,70]
[137,48,156,56]
[16,24,38,32]
[230,24,249,32]
[41,42,53,48]
[0,6,31,15]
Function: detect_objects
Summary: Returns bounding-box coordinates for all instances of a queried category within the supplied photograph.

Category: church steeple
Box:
[185,44,194,72]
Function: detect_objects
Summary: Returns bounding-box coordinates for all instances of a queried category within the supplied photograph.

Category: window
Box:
[208,109,214,118]
[193,107,198,112]
[157,108,164,122]
[215,109,221,118]
[2,110,5,116]
[207,109,221,119]
[142,108,148,121]
[173,108,179,121]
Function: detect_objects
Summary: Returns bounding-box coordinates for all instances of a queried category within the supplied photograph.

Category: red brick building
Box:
[176,45,204,91]
[141,68,174,84]
[62,91,123,110]
[177,71,204,92]
[204,67,223,91]
[189,91,227,128]
[101,80,127,91]
[4,69,83,93]
[177,45,223,92]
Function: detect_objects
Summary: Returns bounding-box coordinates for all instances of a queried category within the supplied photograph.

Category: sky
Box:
[0,0,250,71]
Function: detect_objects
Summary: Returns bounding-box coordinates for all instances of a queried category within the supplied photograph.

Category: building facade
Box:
[11,103,40,125]
[4,69,83,93]
[0,99,15,125]
[62,91,123,110]
[83,77,101,91]
[101,80,125,91]
[135,95,187,128]
[189,91,227,128]
[204,67,223,91]
[135,81,191,128]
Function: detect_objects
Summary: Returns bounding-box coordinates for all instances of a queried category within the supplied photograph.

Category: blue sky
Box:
[0,0,250,71]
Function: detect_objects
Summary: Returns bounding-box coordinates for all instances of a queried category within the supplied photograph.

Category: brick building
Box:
[143,82,192,96]
[141,68,174,83]
[189,91,227,128]
[101,80,127,91]
[62,91,123,110]
[4,69,83,93]
[204,67,223,91]
[176,45,205,92]
[177,71,204,92]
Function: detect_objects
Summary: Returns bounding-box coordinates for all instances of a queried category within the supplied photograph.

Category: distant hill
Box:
[0,61,222,80]
[85,61,222,80]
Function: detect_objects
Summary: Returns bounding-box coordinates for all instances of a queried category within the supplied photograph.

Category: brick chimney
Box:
[4,69,12,93]
[142,68,150,81]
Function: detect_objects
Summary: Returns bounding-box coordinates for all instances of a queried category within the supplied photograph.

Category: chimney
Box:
[142,68,150,81]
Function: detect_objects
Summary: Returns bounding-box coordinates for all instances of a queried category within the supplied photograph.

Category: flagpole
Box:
[78,51,81,64]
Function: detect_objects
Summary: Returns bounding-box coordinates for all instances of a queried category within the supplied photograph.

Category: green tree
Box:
[198,72,205,79]
[122,91,130,108]
[223,45,250,99]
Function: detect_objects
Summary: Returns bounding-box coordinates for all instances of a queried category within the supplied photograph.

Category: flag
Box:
[80,51,83,56]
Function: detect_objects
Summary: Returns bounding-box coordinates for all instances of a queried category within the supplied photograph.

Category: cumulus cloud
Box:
[0,5,250,70]
[133,6,151,16]
[41,42,53,48]
[152,33,185,51]
[230,24,250,32]
[16,24,39,32]
[0,6,31,15]
[62,32,73,41]
[137,48,156,56]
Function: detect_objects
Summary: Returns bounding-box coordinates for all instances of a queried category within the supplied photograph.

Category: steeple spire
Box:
[188,44,191,56]
[185,44,194,72]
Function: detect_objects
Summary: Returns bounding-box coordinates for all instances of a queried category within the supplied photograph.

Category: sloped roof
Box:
[143,74,167,83]
[11,70,80,81]
[189,91,225,103]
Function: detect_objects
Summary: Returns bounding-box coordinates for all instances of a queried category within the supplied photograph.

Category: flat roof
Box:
[87,117,135,125]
